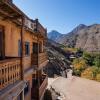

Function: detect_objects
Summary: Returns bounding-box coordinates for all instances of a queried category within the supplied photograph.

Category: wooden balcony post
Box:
[37,35,41,87]
[0,26,5,59]
[20,17,25,80]
[20,90,24,100]
[35,18,41,87]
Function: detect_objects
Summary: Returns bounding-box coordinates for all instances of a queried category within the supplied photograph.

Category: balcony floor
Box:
[0,81,26,100]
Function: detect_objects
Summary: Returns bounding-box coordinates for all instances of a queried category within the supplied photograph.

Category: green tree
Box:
[94,54,100,68]
[83,52,95,66]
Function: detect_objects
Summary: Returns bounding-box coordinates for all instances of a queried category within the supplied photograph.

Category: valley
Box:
[45,32,100,100]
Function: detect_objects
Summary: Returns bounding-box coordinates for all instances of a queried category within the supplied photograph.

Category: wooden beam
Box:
[0,9,12,18]
[2,1,22,15]
[20,17,25,80]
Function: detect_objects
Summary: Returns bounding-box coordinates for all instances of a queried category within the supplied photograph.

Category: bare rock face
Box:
[48,30,62,41]
[44,40,71,78]
[75,24,100,52]
[56,24,100,52]
[56,24,87,48]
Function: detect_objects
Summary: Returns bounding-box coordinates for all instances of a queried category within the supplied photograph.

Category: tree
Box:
[94,54,100,68]
[73,58,87,76]
[83,52,95,66]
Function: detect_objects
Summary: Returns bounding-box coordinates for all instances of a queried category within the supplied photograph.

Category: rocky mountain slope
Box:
[48,30,62,41]
[49,24,100,52]
[44,39,71,78]
[56,24,87,47]
[75,24,100,52]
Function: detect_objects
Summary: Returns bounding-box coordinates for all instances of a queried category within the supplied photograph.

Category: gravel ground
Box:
[48,76,100,100]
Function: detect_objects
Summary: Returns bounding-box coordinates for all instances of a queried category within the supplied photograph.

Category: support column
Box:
[21,90,24,100]
[20,17,25,80]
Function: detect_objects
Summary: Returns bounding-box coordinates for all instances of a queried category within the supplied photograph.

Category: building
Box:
[0,0,48,100]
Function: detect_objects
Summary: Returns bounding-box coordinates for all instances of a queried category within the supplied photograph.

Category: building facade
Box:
[0,0,48,100]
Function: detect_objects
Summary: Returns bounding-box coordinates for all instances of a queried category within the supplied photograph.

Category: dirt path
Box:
[47,74,100,100]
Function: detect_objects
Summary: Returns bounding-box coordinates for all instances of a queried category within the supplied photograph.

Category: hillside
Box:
[56,24,87,47]
[44,39,71,78]
[75,24,100,52]
[51,24,100,52]
[48,30,62,41]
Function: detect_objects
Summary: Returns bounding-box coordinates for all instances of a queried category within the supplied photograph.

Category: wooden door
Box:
[33,43,38,53]
[0,26,5,59]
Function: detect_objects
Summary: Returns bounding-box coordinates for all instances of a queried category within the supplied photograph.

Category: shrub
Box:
[96,74,100,82]
[83,52,95,66]
[81,67,100,80]
[94,54,100,68]
[73,58,87,76]
[81,67,94,80]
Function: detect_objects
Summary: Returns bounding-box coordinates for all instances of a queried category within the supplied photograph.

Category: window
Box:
[24,81,30,95]
[25,42,30,56]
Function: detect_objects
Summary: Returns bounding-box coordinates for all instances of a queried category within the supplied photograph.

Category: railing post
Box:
[20,16,25,80]
[20,90,24,100]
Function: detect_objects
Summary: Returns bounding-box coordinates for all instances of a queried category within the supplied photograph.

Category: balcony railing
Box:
[39,75,48,99]
[31,52,48,67]
[37,22,47,37]
[0,58,21,90]
[31,74,48,100]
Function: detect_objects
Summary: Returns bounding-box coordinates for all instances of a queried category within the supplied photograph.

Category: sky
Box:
[13,0,100,34]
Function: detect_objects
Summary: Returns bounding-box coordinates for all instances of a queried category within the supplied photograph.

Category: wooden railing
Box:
[31,74,48,100]
[31,52,48,66]
[39,75,48,99]
[37,22,47,37]
[38,52,47,65]
[0,58,21,90]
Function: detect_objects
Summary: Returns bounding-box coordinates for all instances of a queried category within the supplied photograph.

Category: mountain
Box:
[75,24,100,52]
[48,30,62,41]
[56,24,87,48]
[56,24,100,52]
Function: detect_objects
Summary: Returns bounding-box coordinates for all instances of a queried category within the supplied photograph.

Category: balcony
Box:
[31,74,48,100]
[0,58,21,90]
[39,75,48,99]
[37,22,47,38]
[31,52,48,69]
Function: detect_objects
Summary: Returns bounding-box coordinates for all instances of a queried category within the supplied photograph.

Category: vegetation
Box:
[57,44,100,82]
[59,44,78,53]
[73,52,100,82]
[94,54,100,68]
[96,74,100,82]
[73,58,87,76]
[81,67,100,80]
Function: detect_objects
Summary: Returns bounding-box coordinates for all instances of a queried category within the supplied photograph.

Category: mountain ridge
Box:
[48,24,100,52]
[48,30,62,41]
